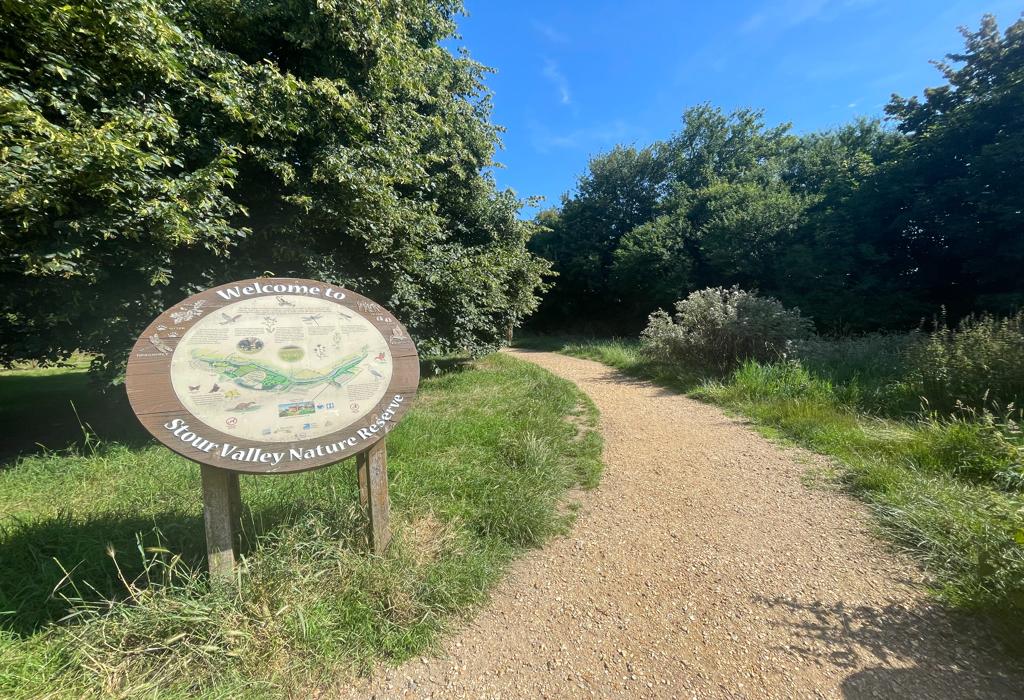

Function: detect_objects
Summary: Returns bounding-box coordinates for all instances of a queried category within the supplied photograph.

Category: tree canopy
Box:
[530,15,1023,334]
[1,0,549,374]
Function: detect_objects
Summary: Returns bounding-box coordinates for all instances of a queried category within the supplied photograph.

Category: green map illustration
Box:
[169,295,393,442]
[192,350,368,392]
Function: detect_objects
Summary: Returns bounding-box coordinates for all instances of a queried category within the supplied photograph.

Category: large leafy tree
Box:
[779,15,1024,330]
[533,13,1023,334]
[879,14,1024,321]
[0,0,548,373]
[608,106,813,317]
[529,144,665,329]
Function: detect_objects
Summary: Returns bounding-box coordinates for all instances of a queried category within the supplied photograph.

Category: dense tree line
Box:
[530,16,1024,335]
[1,0,549,374]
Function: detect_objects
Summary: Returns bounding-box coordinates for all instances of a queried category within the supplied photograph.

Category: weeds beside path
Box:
[336,349,1023,699]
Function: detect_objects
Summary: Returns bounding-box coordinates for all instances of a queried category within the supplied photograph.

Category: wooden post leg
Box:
[356,450,370,508]
[201,465,241,579]
[355,440,391,554]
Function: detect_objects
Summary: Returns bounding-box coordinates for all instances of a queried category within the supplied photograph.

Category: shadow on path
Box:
[757,595,1022,698]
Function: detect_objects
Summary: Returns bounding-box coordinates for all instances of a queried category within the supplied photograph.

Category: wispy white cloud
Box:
[740,0,828,33]
[542,58,572,105]
[740,0,878,35]
[533,21,569,44]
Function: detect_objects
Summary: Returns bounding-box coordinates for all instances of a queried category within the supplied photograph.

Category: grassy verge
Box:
[517,336,1024,654]
[0,354,602,698]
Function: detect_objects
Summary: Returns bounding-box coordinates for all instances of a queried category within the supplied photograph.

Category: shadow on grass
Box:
[420,356,472,377]
[0,496,362,637]
[0,370,149,467]
[755,595,1023,698]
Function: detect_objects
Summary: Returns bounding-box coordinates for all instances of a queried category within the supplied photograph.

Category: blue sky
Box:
[447,1,1022,215]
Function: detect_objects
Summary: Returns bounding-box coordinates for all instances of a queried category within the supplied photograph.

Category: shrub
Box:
[901,310,1024,415]
[641,286,813,371]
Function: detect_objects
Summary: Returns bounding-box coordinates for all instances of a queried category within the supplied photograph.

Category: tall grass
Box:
[0,354,602,698]
[901,311,1024,415]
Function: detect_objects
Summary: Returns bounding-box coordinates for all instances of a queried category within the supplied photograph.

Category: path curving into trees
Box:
[336,350,1022,699]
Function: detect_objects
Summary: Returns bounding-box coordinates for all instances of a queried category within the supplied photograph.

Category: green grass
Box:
[518,335,1024,654]
[0,354,602,698]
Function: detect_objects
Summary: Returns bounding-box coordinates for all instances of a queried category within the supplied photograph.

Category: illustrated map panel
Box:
[169,295,393,442]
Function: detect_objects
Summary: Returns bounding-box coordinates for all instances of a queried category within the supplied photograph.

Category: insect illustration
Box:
[209,383,221,393]
[148,333,172,354]
[337,310,352,320]
[302,314,322,326]
[276,296,294,307]
[188,384,200,392]
[220,312,242,324]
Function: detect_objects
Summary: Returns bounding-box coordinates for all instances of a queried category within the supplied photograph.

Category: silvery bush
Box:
[641,286,813,371]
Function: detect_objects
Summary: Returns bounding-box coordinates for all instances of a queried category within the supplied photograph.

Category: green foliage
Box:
[0,354,602,697]
[0,0,550,373]
[611,214,691,314]
[640,286,813,371]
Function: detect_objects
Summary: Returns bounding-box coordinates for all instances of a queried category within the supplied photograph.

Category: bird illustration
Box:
[209,383,221,393]
[220,312,242,324]
[276,296,294,307]
[369,368,384,380]
[148,333,172,354]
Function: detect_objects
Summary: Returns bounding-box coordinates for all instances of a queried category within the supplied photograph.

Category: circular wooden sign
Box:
[126,278,419,473]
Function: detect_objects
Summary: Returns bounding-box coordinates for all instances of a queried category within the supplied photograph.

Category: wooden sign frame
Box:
[125,278,419,574]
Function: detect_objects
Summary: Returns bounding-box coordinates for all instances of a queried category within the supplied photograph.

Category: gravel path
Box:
[335,350,1022,699]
